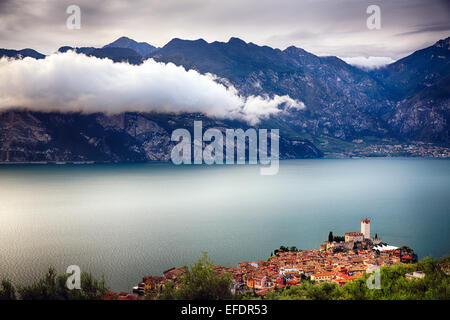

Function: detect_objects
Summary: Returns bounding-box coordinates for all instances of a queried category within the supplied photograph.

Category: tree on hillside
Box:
[159,252,233,300]
[333,236,345,242]
[264,256,450,300]
[0,280,16,300]
[18,267,108,300]
[328,232,333,243]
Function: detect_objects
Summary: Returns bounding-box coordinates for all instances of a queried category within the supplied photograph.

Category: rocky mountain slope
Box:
[0,36,449,162]
[371,37,450,142]
[0,111,322,162]
[150,37,449,143]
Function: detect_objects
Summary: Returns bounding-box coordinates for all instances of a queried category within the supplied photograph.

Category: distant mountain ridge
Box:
[54,36,158,64]
[57,45,143,65]
[103,36,158,56]
[0,36,449,162]
[0,48,45,60]
[148,36,449,143]
[0,111,323,162]
[370,37,450,100]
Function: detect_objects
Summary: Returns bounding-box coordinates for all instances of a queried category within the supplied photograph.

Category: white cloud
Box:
[341,56,396,70]
[0,51,305,125]
[240,95,305,124]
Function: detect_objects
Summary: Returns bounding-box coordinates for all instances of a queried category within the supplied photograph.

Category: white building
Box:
[361,219,370,239]
[372,244,397,251]
[405,271,425,280]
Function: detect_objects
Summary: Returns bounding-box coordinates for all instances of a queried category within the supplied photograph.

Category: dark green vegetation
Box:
[328,232,345,243]
[157,252,234,300]
[274,246,299,255]
[333,236,345,242]
[0,267,108,300]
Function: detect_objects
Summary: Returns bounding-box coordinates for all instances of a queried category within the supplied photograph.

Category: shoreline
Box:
[1,156,450,166]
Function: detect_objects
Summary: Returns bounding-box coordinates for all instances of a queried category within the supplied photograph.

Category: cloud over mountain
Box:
[341,56,395,70]
[0,51,304,125]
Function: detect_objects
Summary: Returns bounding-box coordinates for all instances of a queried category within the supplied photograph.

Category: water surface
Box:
[0,158,448,291]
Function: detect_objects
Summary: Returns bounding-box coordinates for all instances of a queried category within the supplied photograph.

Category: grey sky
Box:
[0,0,449,60]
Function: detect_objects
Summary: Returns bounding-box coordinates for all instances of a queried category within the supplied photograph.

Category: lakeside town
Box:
[325,141,450,158]
[2,141,449,165]
[110,219,420,300]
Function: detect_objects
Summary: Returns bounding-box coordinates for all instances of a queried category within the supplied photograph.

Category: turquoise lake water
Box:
[0,158,449,291]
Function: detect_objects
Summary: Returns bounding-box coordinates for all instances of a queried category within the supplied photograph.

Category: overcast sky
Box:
[0,0,449,61]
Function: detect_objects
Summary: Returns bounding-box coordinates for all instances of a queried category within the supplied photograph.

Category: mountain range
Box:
[0,36,449,162]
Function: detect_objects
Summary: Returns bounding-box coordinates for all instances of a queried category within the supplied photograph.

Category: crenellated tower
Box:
[361,219,370,239]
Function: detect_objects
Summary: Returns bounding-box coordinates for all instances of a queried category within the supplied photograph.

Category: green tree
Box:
[157,281,177,300]
[0,280,17,300]
[260,256,450,300]
[18,267,108,300]
[333,236,345,242]
[328,232,333,243]
[159,252,233,300]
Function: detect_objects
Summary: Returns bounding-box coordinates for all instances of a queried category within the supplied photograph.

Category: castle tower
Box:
[361,219,370,239]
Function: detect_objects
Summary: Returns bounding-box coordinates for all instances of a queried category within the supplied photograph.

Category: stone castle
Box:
[321,219,382,252]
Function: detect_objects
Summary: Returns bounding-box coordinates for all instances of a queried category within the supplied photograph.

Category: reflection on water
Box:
[0,158,449,291]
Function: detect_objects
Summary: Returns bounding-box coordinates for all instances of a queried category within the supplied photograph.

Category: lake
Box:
[0,158,449,291]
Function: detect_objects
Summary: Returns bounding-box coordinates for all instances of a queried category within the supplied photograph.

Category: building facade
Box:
[361,219,370,239]
[345,232,364,243]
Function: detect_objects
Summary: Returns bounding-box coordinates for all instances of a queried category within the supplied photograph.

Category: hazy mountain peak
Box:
[57,46,96,55]
[106,36,136,47]
[228,37,247,45]
[283,45,310,55]
[195,38,208,44]
[58,46,73,52]
[0,48,45,59]
[434,36,450,50]
[116,36,133,42]
[104,36,158,56]
[161,38,210,50]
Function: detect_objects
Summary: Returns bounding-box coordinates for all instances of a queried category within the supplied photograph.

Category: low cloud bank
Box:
[0,52,305,125]
[341,56,395,70]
